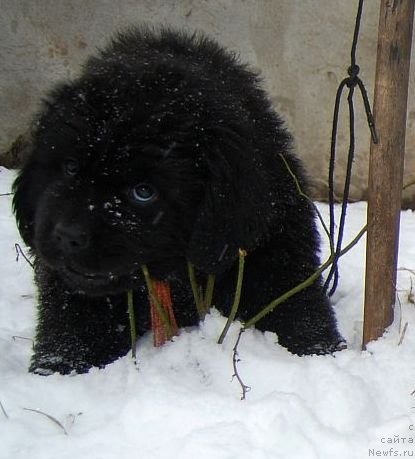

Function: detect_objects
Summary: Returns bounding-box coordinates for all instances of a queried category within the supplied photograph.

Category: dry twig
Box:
[0,401,9,419]
[232,328,251,400]
[15,243,34,269]
[23,408,68,435]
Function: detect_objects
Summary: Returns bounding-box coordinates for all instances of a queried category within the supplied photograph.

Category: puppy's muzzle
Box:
[53,221,90,255]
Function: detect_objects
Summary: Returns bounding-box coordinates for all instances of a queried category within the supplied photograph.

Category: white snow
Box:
[2,165,415,459]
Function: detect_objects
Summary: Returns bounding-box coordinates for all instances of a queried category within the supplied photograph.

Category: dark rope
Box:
[324,0,378,296]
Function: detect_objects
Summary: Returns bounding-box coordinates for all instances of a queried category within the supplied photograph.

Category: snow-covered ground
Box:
[2,165,415,459]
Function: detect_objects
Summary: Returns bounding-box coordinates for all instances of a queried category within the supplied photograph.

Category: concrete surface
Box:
[1,0,414,203]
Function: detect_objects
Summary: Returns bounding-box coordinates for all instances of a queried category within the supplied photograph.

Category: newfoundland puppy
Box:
[13,27,343,374]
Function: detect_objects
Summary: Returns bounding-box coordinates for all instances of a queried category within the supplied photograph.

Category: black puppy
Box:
[13,27,343,374]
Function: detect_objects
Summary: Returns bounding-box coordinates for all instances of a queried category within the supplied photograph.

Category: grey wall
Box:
[1,0,414,203]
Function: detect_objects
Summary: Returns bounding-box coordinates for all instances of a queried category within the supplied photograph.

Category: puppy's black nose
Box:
[53,222,89,254]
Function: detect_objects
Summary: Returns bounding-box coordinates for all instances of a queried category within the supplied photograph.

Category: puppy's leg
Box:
[223,247,344,356]
[239,283,343,355]
[256,283,344,356]
[30,265,132,374]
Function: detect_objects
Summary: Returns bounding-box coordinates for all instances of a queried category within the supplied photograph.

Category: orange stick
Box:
[149,280,179,347]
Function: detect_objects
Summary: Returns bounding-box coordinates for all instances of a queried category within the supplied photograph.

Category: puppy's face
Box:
[14,36,282,294]
[15,84,207,295]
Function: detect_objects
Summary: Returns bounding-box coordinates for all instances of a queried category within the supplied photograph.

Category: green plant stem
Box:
[279,153,334,257]
[203,274,216,312]
[218,250,247,344]
[403,179,415,191]
[127,290,137,361]
[187,261,206,318]
[141,265,173,337]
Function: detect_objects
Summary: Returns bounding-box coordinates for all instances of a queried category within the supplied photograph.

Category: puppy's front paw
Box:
[29,354,91,375]
[300,339,347,356]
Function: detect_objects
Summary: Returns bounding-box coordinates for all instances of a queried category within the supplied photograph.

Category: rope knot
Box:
[347,64,360,87]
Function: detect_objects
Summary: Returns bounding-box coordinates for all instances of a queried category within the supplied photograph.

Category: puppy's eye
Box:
[63,158,80,177]
[130,183,158,204]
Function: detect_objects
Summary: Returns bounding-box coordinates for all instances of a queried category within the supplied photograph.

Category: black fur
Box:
[13,27,343,375]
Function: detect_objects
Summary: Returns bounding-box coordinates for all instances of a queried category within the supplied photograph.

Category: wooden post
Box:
[363,0,414,347]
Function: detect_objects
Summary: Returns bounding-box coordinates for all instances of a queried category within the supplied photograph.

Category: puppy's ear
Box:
[187,128,283,274]
[12,161,38,247]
